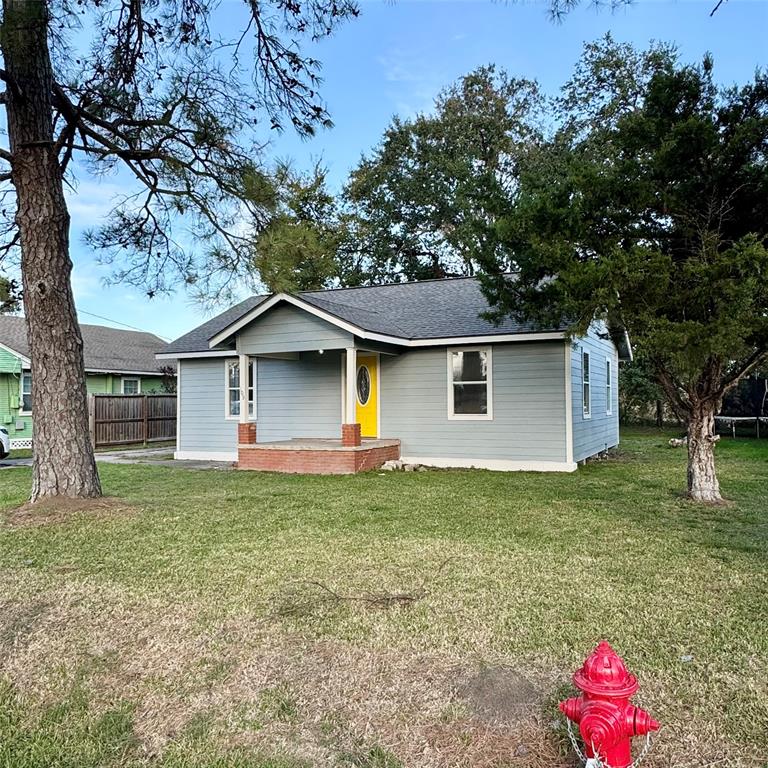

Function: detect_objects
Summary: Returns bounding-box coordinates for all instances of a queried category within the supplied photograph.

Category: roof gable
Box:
[0,343,25,372]
[236,302,353,355]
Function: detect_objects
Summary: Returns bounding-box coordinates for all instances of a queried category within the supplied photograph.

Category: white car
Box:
[0,427,9,459]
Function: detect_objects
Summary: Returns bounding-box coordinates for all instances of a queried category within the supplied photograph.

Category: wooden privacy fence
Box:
[88,394,177,447]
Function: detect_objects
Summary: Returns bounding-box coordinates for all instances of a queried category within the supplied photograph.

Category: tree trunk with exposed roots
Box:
[686,402,722,503]
[2,0,102,501]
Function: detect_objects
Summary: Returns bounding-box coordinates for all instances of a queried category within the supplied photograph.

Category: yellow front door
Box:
[355,354,378,438]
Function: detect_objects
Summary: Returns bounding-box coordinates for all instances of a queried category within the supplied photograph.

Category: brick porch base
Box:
[237,438,400,474]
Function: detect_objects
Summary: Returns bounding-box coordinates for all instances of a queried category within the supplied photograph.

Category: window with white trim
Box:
[582,351,591,418]
[225,359,255,419]
[605,358,612,415]
[448,347,492,419]
[121,377,140,395]
[20,371,32,413]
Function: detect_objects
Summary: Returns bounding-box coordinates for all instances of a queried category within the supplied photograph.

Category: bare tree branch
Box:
[710,0,727,17]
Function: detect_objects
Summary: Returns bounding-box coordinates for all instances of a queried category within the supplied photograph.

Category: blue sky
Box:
[61,0,767,342]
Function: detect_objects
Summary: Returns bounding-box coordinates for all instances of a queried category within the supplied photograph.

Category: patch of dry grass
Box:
[4,496,137,528]
[0,577,567,768]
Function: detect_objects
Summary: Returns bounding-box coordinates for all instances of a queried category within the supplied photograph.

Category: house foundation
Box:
[237,438,400,474]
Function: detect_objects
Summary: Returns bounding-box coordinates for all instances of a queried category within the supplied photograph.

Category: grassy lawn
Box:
[0,429,765,768]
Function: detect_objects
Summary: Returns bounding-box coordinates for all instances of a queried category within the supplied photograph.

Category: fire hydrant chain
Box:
[566,718,654,768]
[559,641,660,768]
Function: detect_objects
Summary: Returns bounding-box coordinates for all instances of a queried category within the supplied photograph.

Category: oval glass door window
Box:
[356,365,371,405]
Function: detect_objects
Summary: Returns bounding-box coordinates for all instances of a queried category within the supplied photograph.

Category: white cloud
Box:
[378,49,424,83]
[377,47,443,118]
[65,171,141,231]
[70,269,102,302]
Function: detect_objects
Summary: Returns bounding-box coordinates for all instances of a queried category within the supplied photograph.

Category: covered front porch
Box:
[233,344,401,473]
[237,436,401,474]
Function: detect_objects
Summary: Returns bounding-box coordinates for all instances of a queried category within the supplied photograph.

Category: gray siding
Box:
[256,351,342,442]
[571,325,620,462]
[380,342,568,463]
[178,358,237,456]
[237,304,352,355]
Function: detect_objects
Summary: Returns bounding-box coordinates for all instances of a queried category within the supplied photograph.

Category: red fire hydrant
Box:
[559,641,660,768]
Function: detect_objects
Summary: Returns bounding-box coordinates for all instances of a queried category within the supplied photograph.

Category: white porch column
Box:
[345,346,357,423]
[239,353,249,424]
[237,353,256,445]
[342,346,361,446]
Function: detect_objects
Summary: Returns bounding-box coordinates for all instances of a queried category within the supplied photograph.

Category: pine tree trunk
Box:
[686,402,722,503]
[2,0,101,500]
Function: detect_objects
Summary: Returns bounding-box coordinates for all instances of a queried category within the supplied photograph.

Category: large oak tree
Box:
[343,66,540,282]
[0,0,357,501]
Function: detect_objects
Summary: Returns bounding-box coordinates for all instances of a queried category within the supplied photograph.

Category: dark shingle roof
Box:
[163,277,565,355]
[300,278,560,339]
[0,315,173,373]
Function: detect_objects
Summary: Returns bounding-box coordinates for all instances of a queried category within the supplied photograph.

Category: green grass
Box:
[0,429,765,767]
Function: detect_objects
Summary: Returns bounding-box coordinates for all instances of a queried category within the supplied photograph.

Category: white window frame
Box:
[19,370,32,415]
[605,356,613,415]
[447,346,493,421]
[582,350,591,419]
[224,358,256,420]
[121,377,141,395]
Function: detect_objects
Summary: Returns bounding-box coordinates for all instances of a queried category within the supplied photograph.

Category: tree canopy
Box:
[478,38,768,501]
[0,275,19,313]
[1,0,360,300]
[252,164,371,293]
[343,66,540,282]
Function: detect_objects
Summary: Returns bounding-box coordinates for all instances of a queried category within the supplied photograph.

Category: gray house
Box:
[158,277,627,473]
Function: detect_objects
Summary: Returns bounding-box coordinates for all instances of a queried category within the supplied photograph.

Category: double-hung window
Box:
[448,347,492,420]
[225,359,255,419]
[121,377,140,395]
[20,371,32,414]
[605,358,613,415]
[582,351,591,418]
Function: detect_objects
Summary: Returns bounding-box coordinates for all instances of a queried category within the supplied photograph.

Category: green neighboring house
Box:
[0,315,173,448]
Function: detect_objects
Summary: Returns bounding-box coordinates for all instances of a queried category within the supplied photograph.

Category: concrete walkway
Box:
[0,447,233,471]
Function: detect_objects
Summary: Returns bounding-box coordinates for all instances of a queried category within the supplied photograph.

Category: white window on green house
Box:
[121,377,140,394]
[225,359,255,419]
[605,358,612,415]
[20,371,32,413]
[582,351,591,419]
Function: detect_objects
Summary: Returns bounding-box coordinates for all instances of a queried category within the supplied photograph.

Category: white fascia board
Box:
[84,368,171,376]
[156,350,236,360]
[206,292,565,350]
[0,341,29,365]
[403,331,564,347]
